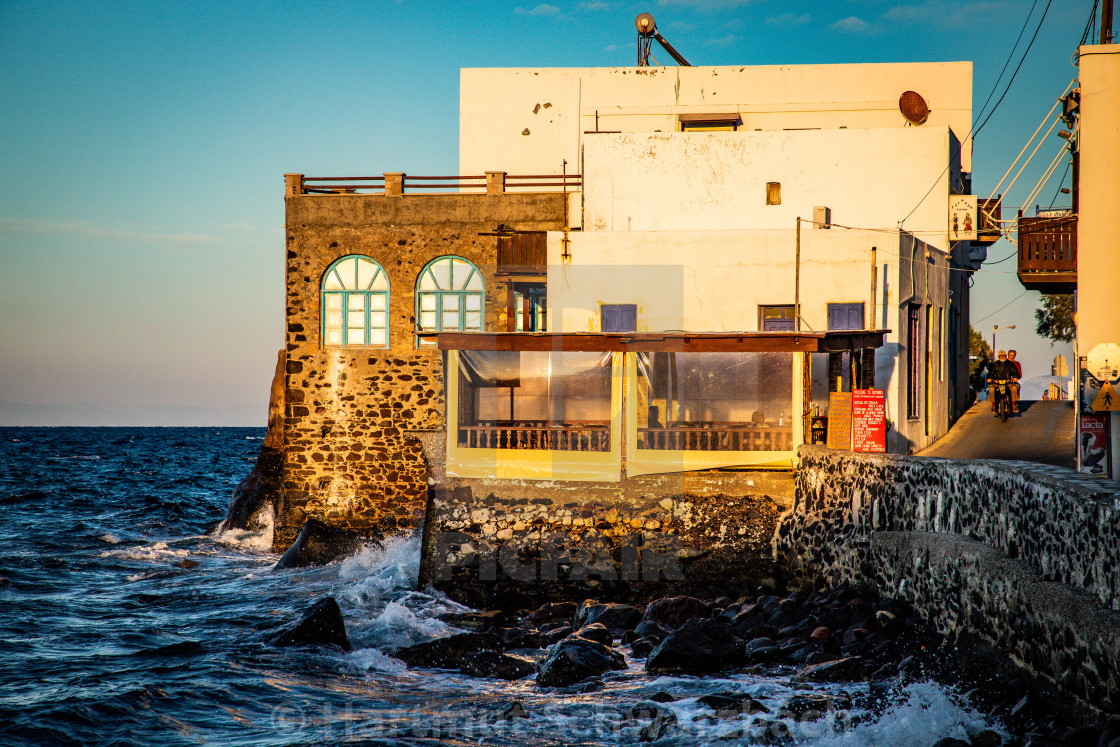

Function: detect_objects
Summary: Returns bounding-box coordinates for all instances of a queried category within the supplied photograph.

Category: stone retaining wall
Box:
[778,446,1120,714]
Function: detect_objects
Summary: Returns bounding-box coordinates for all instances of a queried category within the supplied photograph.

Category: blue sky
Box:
[0,0,1093,424]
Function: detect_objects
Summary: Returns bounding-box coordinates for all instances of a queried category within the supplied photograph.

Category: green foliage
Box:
[1035,294,1075,344]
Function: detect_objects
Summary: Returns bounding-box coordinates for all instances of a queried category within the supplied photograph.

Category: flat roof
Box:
[428,330,888,353]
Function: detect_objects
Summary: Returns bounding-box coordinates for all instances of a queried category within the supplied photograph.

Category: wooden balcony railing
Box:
[497,232,547,275]
[458,422,610,452]
[285,172,581,196]
[1018,211,1077,291]
[638,425,794,452]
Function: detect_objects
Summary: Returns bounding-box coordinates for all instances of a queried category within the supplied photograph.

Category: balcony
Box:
[1018,211,1077,293]
[975,197,1002,245]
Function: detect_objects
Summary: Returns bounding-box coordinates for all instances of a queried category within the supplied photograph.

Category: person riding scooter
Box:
[987,350,1020,415]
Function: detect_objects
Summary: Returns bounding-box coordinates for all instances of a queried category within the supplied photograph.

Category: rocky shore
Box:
[270,577,1115,746]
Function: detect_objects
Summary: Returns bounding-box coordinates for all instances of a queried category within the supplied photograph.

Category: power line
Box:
[1047,159,1072,209]
[973,291,1030,325]
[972,0,1054,139]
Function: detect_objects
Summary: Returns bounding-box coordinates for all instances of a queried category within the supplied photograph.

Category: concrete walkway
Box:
[915,400,1076,468]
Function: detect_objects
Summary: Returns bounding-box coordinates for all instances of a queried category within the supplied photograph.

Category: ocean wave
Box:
[210,505,275,552]
[102,541,190,562]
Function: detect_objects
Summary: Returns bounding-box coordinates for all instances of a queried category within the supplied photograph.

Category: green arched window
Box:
[416,256,484,335]
[321,255,390,348]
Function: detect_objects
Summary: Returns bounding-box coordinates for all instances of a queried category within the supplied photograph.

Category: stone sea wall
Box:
[779,445,1120,714]
[277,192,565,550]
[419,470,795,609]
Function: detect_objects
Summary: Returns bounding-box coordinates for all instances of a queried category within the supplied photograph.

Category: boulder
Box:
[274,519,371,569]
[646,618,746,675]
[630,638,656,658]
[792,656,864,683]
[394,632,502,670]
[633,620,671,641]
[777,692,850,721]
[640,596,710,630]
[271,597,351,652]
[521,601,578,626]
[460,650,536,680]
[572,623,613,646]
[575,602,643,632]
[537,637,626,687]
[440,610,503,631]
[698,692,770,717]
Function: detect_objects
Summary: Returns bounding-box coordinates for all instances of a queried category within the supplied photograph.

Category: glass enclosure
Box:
[456,351,613,451]
[634,352,794,451]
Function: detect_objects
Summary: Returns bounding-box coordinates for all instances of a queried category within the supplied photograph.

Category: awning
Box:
[425,330,889,353]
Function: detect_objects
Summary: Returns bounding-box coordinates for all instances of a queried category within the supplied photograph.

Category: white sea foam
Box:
[211,505,275,552]
[102,541,190,561]
[346,647,408,674]
[98,533,121,545]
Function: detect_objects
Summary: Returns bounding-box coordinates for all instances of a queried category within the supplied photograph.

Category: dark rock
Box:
[637,708,677,742]
[929,739,970,747]
[810,626,831,642]
[576,603,643,632]
[537,637,626,687]
[972,729,1003,747]
[176,559,200,569]
[460,650,535,680]
[777,692,848,721]
[1057,727,1100,747]
[646,618,746,675]
[521,601,578,626]
[540,625,573,645]
[496,701,530,721]
[220,445,282,534]
[650,691,676,703]
[441,610,502,631]
[496,626,545,649]
[394,632,502,669]
[792,656,864,683]
[625,701,675,722]
[751,719,793,745]
[697,692,770,717]
[747,645,781,663]
[633,620,671,641]
[573,623,613,646]
[641,596,710,630]
[271,597,351,652]
[745,636,776,653]
[630,638,656,658]
[274,519,370,569]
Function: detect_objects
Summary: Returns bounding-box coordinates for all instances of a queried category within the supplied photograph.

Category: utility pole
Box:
[1103,0,1114,45]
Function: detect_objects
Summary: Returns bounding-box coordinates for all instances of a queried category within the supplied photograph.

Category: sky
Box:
[0,0,1095,425]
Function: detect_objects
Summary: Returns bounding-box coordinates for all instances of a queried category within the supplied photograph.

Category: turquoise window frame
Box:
[415,256,485,345]
[320,255,390,349]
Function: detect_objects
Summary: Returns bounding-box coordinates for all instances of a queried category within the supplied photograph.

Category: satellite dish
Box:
[899,91,930,125]
[635,13,656,36]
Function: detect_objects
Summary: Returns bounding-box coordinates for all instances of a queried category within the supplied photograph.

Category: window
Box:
[417,257,484,340]
[827,303,864,331]
[321,255,389,348]
[678,113,740,132]
[514,285,547,332]
[766,182,781,205]
[907,304,922,419]
[601,304,637,333]
[759,305,796,332]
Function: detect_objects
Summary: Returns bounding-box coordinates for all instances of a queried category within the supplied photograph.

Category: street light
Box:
[993,324,1016,351]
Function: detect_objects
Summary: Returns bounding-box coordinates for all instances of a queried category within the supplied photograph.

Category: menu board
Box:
[826,392,852,450]
[852,389,887,453]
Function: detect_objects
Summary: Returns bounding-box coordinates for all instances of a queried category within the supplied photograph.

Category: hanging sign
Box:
[949,195,978,241]
[1079,414,1112,478]
[852,389,887,453]
[1091,381,1120,412]
[826,392,852,450]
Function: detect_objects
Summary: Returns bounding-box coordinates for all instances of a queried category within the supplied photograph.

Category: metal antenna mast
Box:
[635,13,691,67]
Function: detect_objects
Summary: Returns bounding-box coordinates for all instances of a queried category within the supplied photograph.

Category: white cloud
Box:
[704,33,738,47]
[579,1,612,10]
[0,217,215,244]
[658,0,762,9]
[831,16,872,33]
[515,4,561,16]
[765,12,811,26]
[882,0,1017,27]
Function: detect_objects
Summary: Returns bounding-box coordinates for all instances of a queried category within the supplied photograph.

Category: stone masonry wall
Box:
[778,446,1120,714]
[277,193,566,550]
[419,470,795,609]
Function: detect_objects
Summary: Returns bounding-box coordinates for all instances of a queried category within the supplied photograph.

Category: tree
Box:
[968,325,992,391]
[1035,294,1075,344]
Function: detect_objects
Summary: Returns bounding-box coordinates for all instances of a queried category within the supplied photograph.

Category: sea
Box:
[0,427,1007,746]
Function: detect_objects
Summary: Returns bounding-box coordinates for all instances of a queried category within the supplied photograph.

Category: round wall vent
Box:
[899,91,930,125]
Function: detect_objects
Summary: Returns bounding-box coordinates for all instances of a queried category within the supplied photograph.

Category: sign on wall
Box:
[826,392,852,450]
[1079,414,1112,478]
[949,195,978,241]
[852,389,887,453]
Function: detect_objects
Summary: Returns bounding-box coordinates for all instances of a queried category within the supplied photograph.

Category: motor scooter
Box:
[990,379,1012,423]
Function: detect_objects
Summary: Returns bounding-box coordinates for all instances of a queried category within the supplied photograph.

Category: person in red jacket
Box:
[1007,350,1023,412]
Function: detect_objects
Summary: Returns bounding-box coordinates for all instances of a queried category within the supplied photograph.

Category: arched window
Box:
[321,255,390,348]
[416,256,484,335]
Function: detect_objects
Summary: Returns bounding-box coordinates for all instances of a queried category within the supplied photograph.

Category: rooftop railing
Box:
[284,172,581,196]
[1017,210,1077,292]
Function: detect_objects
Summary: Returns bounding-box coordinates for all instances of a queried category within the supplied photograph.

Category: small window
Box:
[513,284,547,332]
[759,305,795,332]
[601,304,637,333]
[679,113,740,132]
[827,303,864,331]
[321,255,390,348]
[766,182,781,205]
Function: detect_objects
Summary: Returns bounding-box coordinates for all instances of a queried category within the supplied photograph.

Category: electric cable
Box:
[973,291,1029,325]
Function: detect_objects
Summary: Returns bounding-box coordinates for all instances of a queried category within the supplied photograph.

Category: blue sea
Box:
[0,427,1004,746]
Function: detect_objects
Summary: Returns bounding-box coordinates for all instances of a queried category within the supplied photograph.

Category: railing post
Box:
[486,171,507,195]
[384,172,405,196]
[284,173,304,197]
